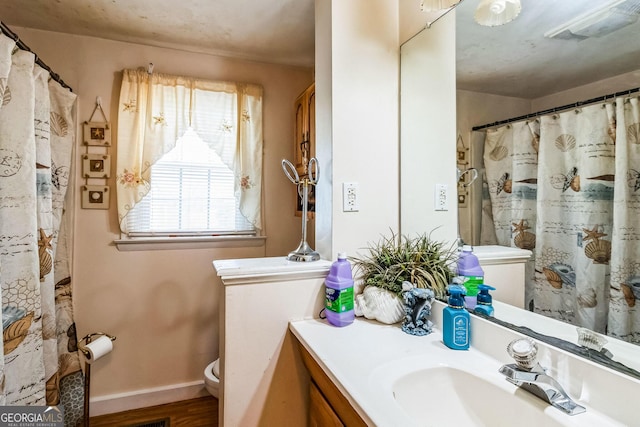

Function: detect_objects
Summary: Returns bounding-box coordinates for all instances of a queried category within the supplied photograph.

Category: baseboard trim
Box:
[90,380,210,416]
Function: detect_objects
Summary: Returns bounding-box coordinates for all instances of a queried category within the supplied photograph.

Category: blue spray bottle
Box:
[443,285,470,350]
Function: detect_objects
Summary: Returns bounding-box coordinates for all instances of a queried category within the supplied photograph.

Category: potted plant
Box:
[350,230,457,324]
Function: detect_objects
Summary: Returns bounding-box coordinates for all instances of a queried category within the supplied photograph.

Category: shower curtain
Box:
[482,94,640,343]
[0,34,83,425]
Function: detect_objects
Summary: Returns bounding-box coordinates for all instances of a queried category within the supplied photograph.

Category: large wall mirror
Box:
[451,0,640,377]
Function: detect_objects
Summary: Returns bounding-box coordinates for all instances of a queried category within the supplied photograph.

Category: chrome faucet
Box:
[499,338,586,416]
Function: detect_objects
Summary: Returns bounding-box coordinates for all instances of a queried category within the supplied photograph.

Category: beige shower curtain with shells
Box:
[482,95,640,344]
[0,34,83,424]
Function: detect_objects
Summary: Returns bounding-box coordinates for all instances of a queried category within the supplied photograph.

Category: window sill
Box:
[114,235,266,251]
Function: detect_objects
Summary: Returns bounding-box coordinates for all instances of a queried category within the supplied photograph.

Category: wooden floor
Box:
[90,396,218,427]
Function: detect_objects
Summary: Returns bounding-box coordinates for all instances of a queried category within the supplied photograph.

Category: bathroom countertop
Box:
[290,308,635,427]
[213,256,332,285]
[290,317,442,426]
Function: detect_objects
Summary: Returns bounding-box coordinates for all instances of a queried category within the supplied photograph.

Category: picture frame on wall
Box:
[82,154,111,178]
[81,185,110,209]
[83,121,111,146]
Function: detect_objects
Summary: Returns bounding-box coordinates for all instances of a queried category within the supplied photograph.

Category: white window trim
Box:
[114,234,266,251]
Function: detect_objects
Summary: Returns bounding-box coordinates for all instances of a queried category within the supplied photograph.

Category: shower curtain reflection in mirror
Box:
[479,96,640,344]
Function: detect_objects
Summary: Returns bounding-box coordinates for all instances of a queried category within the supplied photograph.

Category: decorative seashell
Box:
[46,373,59,406]
[4,312,34,355]
[503,179,512,193]
[39,244,53,282]
[555,134,576,152]
[531,133,540,153]
[625,276,640,300]
[577,288,597,308]
[584,239,611,265]
[2,305,26,330]
[489,145,508,161]
[1,85,11,107]
[354,285,404,324]
[543,267,563,289]
[628,123,640,145]
[514,231,536,250]
[621,284,636,307]
[570,175,580,192]
[608,119,616,144]
[50,112,69,137]
[548,263,576,287]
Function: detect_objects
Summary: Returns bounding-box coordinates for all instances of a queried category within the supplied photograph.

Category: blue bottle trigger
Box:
[476,284,496,305]
[447,284,466,308]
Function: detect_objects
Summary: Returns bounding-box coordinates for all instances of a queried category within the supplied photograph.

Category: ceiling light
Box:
[545,0,640,40]
[420,0,462,12]
[474,0,522,27]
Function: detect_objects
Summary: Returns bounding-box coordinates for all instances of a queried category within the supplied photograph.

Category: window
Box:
[115,69,263,244]
[125,129,254,235]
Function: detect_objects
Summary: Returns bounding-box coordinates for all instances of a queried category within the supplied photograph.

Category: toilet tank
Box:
[471,245,532,309]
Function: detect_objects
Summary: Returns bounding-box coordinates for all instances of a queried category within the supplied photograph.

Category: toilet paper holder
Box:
[78,331,116,357]
[78,332,116,427]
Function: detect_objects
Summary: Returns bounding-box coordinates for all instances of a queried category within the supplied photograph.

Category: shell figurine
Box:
[354,285,404,324]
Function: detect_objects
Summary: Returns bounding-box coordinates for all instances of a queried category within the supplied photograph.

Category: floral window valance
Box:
[116,69,263,232]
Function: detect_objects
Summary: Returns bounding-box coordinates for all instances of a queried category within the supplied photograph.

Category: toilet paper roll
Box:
[83,335,113,363]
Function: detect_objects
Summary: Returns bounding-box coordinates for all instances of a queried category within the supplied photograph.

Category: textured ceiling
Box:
[1,0,637,98]
[0,0,316,67]
[456,0,640,99]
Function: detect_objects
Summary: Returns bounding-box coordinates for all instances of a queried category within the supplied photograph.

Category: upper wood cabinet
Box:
[293,83,315,176]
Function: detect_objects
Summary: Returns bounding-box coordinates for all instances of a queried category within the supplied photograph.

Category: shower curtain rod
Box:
[472,85,640,131]
[0,21,73,92]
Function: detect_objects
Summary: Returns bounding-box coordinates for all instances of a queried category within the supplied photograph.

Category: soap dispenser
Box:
[443,285,470,350]
[474,284,496,317]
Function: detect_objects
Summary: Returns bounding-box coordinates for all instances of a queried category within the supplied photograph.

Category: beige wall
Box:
[400,10,458,243]
[315,0,400,260]
[15,27,313,403]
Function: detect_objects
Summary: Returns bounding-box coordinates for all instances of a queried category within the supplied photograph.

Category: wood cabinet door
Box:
[293,83,315,176]
[309,381,344,427]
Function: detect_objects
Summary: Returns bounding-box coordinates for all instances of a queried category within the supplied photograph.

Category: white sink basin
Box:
[393,366,564,427]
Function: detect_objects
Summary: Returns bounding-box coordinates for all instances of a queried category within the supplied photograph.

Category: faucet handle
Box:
[507,338,538,370]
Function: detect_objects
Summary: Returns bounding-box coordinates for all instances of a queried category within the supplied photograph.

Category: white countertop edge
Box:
[471,245,532,264]
[212,257,332,285]
[289,320,376,426]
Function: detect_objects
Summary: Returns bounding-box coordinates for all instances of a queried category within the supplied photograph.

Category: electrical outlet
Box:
[343,182,359,212]
[434,184,448,211]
